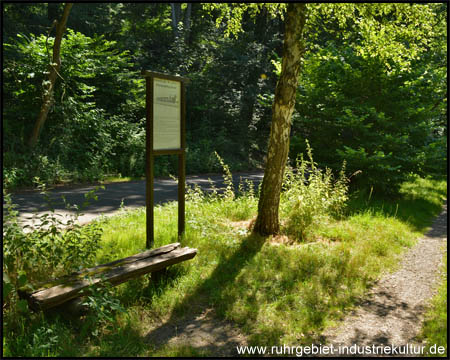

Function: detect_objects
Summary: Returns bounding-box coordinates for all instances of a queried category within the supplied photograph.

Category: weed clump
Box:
[282,141,350,242]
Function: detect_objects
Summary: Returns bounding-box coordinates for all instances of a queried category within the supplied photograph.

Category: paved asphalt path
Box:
[10,172,264,228]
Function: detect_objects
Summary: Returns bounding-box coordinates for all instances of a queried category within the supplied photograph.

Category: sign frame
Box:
[142,70,189,248]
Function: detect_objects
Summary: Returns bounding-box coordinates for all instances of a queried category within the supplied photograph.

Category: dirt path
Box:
[319,203,447,357]
[145,307,248,356]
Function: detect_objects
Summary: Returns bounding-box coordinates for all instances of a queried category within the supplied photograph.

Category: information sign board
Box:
[142,70,189,248]
[153,78,181,150]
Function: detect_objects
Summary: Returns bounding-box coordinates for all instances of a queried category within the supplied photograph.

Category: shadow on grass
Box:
[95,321,148,357]
[347,183,447,233]
[118,265,188,307]
[144,233,266,356]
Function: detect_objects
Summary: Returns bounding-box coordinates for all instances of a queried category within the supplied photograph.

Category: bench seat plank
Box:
[19,243,197,311]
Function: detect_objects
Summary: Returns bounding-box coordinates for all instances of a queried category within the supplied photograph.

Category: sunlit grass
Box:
[151,343,212,357]
[348,175,447,232]
[100,175,144,184]
[95,202,179,264]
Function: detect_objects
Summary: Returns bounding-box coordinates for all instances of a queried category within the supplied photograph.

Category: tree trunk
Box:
[183,3,192,44]
[28,3,73,148]
[253,3,307,236]
[171,3,182,38]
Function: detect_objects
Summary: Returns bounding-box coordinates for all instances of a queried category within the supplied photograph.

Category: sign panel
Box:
[153,77,181,150]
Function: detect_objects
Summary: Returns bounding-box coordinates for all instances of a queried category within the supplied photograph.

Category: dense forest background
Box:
[3,3,447,194]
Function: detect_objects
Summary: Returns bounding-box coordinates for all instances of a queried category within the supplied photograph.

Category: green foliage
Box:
[282,142,349,241]
[3,3,285,187]
[3,3,447,192]
[215,151,235,201]
[291,4,447,194]
[184,155,258,223]
[4,318,72,357]
[2,184,130,358]
[184,12,281,173]
[202,3,286,38]
[81,279,126,336]
[308,4,441,72]
[30,324,61,356]
[2,189,34,314]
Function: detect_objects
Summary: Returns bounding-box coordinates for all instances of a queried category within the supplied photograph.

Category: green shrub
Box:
[2,183,103,314]
[2,184,129,358]
[80,279,126,337]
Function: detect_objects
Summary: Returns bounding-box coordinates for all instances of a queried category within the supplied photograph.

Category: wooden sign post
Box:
[142,71,189,248]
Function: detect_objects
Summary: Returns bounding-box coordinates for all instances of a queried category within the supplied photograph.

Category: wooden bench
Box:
[18,243,197,311]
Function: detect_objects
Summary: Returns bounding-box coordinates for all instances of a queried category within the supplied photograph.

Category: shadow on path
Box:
[426,201,447,238]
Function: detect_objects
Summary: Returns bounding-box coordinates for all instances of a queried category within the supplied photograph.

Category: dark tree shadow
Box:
[144,233,266,356]
[425,202,447,239]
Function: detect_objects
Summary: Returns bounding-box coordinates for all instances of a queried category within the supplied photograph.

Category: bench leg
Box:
[151,268,168,284]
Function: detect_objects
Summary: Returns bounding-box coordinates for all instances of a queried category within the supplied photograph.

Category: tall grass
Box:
[281,142,349,241]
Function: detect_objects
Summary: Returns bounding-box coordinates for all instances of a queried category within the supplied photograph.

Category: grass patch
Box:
[348,175,447,232]
[100,175,145,184]
[151,344,213,357]
[3,174,446,357]
[418,252,447,357]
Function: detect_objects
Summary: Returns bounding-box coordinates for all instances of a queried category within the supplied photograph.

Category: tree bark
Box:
[253,3,307,236]
[28,3,73,148]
